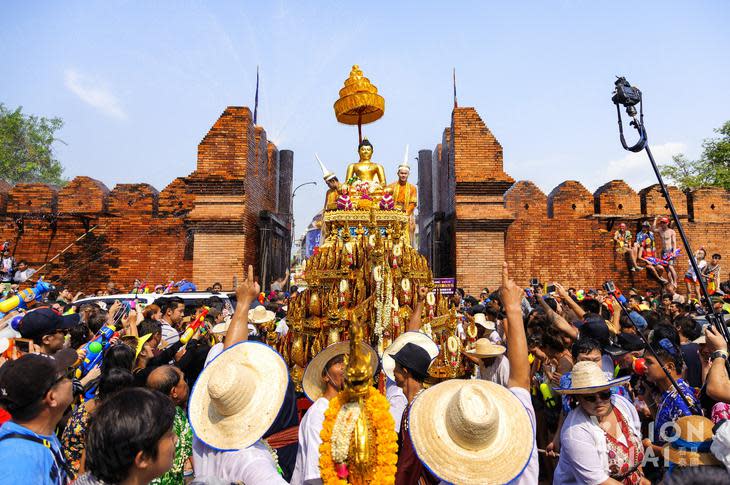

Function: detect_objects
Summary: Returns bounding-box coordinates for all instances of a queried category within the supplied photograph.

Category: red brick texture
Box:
[0,107,292,292]
[419,107,730,295]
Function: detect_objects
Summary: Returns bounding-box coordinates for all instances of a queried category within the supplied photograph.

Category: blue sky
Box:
[2,1,728,238]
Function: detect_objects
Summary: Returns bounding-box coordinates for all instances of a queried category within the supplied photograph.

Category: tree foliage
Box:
[660,120,730,190]
[0,103,67,185]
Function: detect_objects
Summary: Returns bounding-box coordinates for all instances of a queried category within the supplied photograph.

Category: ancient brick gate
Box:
[0,107,293,292]
[418,107,730,295]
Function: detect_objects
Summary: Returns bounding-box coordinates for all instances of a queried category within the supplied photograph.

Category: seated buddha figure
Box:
[345,139,387,192]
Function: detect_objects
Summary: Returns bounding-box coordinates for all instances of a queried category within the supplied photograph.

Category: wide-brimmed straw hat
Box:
[663,415,720,467]
[302,341,378,402]
[248,306,275,324]
[553,361,630,395]
[211,320,229,335]
[409,379,534,484]
[466,338,506,358]
[473,313,496,331]
[382,331,439,382]
[188,341,287,451]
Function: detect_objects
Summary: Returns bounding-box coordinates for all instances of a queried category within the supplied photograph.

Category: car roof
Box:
[75,292,234,302]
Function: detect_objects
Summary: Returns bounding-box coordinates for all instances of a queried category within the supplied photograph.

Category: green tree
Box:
[660,120,730,190]
[0,103,67,185]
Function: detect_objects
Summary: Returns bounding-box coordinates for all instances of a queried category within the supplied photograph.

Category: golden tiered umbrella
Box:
[334,65,385,143]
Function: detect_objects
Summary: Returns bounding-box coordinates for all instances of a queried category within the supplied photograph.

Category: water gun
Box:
[539,381,559,409]
[632,356,647,375]
[180,307,209,344]
[0,279,53,314]
[163,280,175,294]
[75,323,117,379]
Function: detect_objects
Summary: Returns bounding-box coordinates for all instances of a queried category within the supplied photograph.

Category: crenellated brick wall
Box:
[419,107,730,295]
[0,107,293,292]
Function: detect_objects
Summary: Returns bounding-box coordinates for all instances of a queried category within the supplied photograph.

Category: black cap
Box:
[580,315,625,356]
[18,308,80,340]
[0,353,67,412]
[392,342,432,378]
[617,332,646,352]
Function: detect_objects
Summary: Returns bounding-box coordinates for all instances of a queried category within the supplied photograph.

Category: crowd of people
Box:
[0,246,730,483]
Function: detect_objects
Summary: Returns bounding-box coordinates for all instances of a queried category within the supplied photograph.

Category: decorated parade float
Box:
[263,66,473,484]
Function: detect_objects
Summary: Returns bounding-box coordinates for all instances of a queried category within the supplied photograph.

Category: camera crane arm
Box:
[611,76,730,345]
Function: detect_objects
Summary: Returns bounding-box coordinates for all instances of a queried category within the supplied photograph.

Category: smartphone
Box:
[545,284,557,294]
[14,338,32,354]
[604,281,617,293]
[530,278,540,287]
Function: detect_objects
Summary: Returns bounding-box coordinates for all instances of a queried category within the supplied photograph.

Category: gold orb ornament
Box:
[334,65,385,125]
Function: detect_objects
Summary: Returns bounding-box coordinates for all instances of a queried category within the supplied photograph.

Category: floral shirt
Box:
[654,378,698,444]
[61,400,92,478]
[150,406,192,485]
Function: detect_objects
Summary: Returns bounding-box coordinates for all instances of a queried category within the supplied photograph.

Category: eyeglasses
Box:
[581,391,612,403]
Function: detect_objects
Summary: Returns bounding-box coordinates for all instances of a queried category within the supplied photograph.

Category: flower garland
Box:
[331,402,361,464]
[319,387,398,484]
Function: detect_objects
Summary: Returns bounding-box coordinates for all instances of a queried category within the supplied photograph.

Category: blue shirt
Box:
[0,420,67,485]
[654,378,698,444]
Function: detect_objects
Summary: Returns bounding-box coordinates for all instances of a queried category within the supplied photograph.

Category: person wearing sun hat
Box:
[408,263,538,485]
[663,415,721,475]
[190,266,288,484]
[552,360,646,484]
[464,337,509,386]
[291,340,378,485]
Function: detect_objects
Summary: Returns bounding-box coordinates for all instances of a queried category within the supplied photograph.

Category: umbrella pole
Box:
[358,112,362,144]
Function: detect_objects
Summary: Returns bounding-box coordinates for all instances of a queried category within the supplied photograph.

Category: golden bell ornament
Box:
[334,65,384,125]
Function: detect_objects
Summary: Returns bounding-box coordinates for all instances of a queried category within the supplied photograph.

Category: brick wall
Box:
[0,107,293,292]
[419,106,730,295]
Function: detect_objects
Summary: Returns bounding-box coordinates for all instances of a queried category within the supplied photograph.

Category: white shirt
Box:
[159,319,179,345]
[290,397,329,485]
[553,394,641,485]
[386,377,407,432]
[475,354,510,387]
[193,343,287,484]
[13,268,35,283]
[193,438,287,484]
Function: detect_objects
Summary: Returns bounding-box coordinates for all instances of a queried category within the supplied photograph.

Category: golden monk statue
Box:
[345,139,387,187]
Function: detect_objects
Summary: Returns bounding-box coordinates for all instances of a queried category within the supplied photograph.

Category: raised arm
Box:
[407,286,429,331]
[555,283,585,319]
[705,326,730,403]
[537,286,579,340]
[224,265,260,349]
[501,262,530,390]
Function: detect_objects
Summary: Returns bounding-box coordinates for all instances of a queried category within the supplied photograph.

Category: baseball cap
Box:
[579,315,625,355]
[18,307,80,340]
[0,353,70,412]
[660,217,670,224]
[392,342,432,378]
[617,332,645,352]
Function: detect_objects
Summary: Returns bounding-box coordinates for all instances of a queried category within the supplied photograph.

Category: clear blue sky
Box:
[2,1,728,239]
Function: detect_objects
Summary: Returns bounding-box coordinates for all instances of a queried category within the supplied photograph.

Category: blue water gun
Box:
[75,323,117,379]
[0,279,53,314]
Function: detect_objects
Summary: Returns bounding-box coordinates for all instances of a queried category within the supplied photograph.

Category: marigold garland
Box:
[319,387,398,484]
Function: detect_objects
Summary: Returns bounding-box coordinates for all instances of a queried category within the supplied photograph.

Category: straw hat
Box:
[553,361,630,395]
[382,331,439,382]
[663,415,720,467]
[466,338,505,358]
[409,379,534,484]
[248,306,275,324]
[188,341,287,451]
[302,341,378,402]
[473,313,496,331]
[211,320,230,335]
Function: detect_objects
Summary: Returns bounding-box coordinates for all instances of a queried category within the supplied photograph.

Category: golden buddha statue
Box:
[345,139,387,187]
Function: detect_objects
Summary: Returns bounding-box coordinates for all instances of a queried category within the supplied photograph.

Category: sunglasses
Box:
[581,390,612,403]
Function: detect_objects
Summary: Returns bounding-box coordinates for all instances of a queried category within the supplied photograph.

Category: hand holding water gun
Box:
[180,307,210,344]
[0,279,52,314]
[75,322,118,378]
